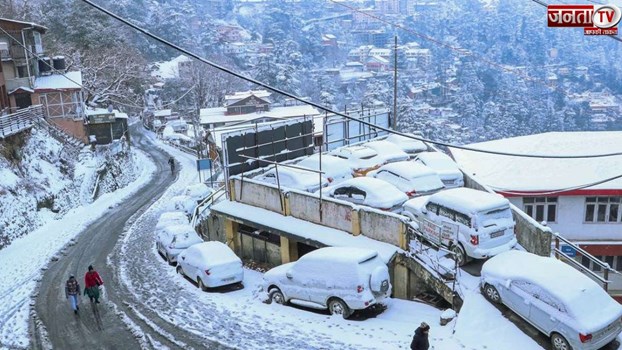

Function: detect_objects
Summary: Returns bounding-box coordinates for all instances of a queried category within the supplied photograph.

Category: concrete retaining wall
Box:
[232,178,283,214]
[287,191,355,233]
[359,208,405,247]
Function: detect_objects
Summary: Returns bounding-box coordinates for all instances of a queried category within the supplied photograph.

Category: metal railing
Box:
[553,232,617,291]
[0,104,44,138]
[191,186,226,228]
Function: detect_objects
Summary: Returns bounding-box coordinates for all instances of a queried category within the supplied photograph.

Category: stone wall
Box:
[232,178,283,214]
[287,191,355,233]
[359,208,406,247]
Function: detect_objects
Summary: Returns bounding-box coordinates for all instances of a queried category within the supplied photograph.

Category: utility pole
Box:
[393,35,398,131]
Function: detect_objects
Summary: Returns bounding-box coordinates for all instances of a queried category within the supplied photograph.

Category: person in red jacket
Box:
[83,265,104,303]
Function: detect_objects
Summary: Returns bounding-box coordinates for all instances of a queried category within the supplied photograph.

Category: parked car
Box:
[176,242,244,290]
[183,183,215,203]
[254,166,329,193]
[263,247,391,319]
[321,177,408,212]
[296,153,353,184]
[367,161,444,198]
[384,133,428,156]
[168,195,197,217]
[362,140,409,164]
[155,211,189,231]
[413,151,464,188]
[402,188,517,266]
[481,250,622,350]
[156,224,203,265]
[329,145,385,176]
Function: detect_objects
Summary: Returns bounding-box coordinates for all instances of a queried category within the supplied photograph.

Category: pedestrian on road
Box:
[168,156,175,176]
[84,265,104,304]
[65,275,81,314]
[410,322,430,350]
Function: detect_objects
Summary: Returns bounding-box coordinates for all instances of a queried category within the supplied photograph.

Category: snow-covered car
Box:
[367,161,444,198]
[362,140,409,164]
[156,224,203,265]
[481,250,622,350]
[155,211,189,231]
[321,177,408,212]
[329,145,385,176]
[167,195,197,217]
[176,242,244,290]
[384,133,428,156]
[296,153,354,184]
[263,247,391,319]
[183,183,215,203]
[254,166,329,193]
[402,188,517,266]
[413,151,464,188]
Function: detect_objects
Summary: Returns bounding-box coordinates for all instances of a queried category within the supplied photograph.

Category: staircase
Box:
[35,117,85,159]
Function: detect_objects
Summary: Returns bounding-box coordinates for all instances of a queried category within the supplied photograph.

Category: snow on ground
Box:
[113,132,550,350]
[0,149,156,349]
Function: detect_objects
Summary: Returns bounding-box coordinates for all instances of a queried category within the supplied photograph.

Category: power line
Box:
[489,172,622,196]
[161,83,196,108]
[79,0,622,159]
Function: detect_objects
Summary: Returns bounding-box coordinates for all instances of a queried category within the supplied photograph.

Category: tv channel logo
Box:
[547,4,621,35]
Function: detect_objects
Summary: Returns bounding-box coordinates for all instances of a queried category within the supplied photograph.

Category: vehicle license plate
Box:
[222,277,235,282]
[490,231,504,238]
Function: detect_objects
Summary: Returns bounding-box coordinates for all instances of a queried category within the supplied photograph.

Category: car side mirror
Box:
[286,270,293,279]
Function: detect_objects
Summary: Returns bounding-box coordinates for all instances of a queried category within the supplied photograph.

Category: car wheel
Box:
[551,333,571,350]
[328,298,352,319]
[450,244,467,267]
[198,278,208,292]
[483,284,501,304]
[176,265,184,276]
[269,288,286,305]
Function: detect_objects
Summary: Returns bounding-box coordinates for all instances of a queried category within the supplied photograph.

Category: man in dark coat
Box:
[410,322,430,350]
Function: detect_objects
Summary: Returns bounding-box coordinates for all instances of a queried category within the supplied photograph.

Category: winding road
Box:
[32,125,230,350]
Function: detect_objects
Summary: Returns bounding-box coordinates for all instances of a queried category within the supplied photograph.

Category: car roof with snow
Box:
[296,154,353,175]
[329,145,377,159]
[161,224,196,236]
[482,250,622,331]
[299,247,378,264]
[325,177,408,207]
[416,151,459,169]
[363,140,409,161]
[428,188,509,213]
[156,211,188,228]
[257,166,327,187]
[185,241,241,265]
[384,133,428,152]
[184,183,214,199]
[373,161,437,178]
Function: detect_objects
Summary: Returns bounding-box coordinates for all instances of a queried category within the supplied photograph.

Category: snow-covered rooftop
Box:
[151,55,191,80]
[224,90,272,102]
[154,109,173,117]
[200,105,320,125]
[34,71,82,90]
[210,200,401,263]
[450,131,622,192]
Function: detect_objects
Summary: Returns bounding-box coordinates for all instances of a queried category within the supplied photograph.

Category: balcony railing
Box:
[0,105,44,138]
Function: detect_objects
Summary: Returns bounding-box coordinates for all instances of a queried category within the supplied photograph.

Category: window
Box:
[439,206,455,220]
[426,202,440,215]
[585,197,622,223]
[456,212,471,227]
[523,197,557,223]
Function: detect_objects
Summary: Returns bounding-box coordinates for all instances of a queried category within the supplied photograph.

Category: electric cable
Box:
[79,0,622,159]
[488,172,622,196]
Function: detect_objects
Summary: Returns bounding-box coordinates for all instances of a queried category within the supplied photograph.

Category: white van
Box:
[263,247,391,319]
[402,188,517,266]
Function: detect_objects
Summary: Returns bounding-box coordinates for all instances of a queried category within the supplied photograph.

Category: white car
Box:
[168,195,197,217]
[155,211,189,231]
[414,151,464,188]
[254,166,329,193]
[384,133,428,155]
[156,224,203,265]
[481,250,622,350]
[177,242,244,290]
[329,145,385,176]
[363,140,410,164]
[263,247,391,319]
[367,161,444,198]
[183,183,215,203]
[321,177,408,212]
[296,153,353,184]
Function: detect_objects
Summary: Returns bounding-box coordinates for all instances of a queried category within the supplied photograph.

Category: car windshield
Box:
[476,206,513,228]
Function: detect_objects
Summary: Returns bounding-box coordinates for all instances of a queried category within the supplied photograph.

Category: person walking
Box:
[84,265,104,304]
[168,157,175,176]
[410,322,430,350]
[65,275,81,314]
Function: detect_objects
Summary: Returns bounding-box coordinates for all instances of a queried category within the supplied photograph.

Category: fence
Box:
[0,105,44,139]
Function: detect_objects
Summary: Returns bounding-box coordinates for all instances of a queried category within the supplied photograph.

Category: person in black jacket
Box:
[410,322,430,350]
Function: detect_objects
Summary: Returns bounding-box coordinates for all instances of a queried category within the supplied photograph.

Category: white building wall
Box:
[510,195,622,241]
